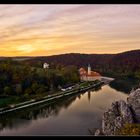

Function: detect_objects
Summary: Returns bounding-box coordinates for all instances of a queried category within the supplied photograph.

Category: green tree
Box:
[15,84,22,95]
[3,86,12,95]
[135,71,140,79]
[24,88,33,95]
[31,82,40,94]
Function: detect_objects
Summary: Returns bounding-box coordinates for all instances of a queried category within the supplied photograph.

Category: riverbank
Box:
[109,77,140,94]
[0,84,128,135]
[0,81,104,114]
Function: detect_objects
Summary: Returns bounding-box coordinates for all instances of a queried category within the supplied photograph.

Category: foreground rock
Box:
[94,129,103,136]
[95,88,140,136]
[127,88,140,123]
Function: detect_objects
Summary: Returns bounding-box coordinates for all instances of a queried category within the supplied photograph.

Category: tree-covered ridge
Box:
[22,50,140,93]
[0,59,80,99]
[1,50,140,79]
[22,49,140,78]
[0,49,140,97]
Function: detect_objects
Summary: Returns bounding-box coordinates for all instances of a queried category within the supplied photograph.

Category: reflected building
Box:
[88,91,91,102]
[0,93,80,131]
[78,94,81,99]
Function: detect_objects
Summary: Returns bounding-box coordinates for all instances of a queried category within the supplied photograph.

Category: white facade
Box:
[80,64,101,81]
[43,63,49,69]
[81,76,101,81]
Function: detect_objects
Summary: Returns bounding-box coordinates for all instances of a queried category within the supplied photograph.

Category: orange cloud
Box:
[0,5,140,56]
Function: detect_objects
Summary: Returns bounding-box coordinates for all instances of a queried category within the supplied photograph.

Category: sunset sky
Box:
[0,4,140,56]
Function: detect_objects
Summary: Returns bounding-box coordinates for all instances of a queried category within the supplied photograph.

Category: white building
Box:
[79,64,101,81]
[43,63,49,69]
[87,64,91,75]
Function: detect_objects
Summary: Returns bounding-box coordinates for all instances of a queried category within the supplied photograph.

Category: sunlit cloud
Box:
[16,45,36,53]
[0,4,140,56]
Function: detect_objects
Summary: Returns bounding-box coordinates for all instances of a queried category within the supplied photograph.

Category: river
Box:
[0,84,128,136]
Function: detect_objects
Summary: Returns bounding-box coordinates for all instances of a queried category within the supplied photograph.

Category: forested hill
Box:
[0,49,140,94]
[1,49,140,78]
[23,49,140,67]
[22,50,140,77]
[109,50,140,68]
[25,53,114,68]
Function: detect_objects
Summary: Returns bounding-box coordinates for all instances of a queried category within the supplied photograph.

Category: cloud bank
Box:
[0,4,140,56]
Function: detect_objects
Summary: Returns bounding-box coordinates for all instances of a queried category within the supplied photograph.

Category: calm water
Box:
[0,85,128,136]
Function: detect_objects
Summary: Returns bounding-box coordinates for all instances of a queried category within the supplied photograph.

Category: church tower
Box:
[88,64,91,75]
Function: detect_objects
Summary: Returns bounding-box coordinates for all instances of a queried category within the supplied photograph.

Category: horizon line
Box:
[0,49,140,58]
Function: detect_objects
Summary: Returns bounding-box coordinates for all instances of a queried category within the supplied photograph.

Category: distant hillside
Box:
[0,50,140,93]
[1,49,140,77]
[23,50,140,75]
[109,50,140,69]
[24,53,114,68]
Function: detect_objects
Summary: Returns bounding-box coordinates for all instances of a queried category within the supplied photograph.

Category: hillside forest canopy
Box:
[0,59,80,107]
[0,50,140,106]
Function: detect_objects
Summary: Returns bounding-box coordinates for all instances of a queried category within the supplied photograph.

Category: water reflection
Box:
[0,92,84,132]
[78,95,81,99]
[88,91,91,101]
[0,85,128,135]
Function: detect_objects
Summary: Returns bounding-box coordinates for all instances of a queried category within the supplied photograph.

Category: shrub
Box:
[116,123,140,136]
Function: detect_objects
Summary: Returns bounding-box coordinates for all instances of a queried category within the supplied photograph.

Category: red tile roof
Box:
[79,67,101,77]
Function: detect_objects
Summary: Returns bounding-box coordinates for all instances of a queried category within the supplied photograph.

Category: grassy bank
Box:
[0,92,49,108]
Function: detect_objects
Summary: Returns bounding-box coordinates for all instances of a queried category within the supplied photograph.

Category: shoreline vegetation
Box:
[0,80,103,114]
[109,77,140,94]
[0,59,80,108]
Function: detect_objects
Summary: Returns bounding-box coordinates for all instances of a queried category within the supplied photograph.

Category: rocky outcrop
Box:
[102,100,134,135]
[95,88,140,136]
[94,129,103,136]
[127,88,140,123]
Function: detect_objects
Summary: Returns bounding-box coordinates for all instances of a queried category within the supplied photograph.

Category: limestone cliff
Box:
[95,88,140,136]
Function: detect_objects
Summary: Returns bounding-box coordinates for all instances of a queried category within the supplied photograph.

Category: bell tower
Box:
[88,64,91,75]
